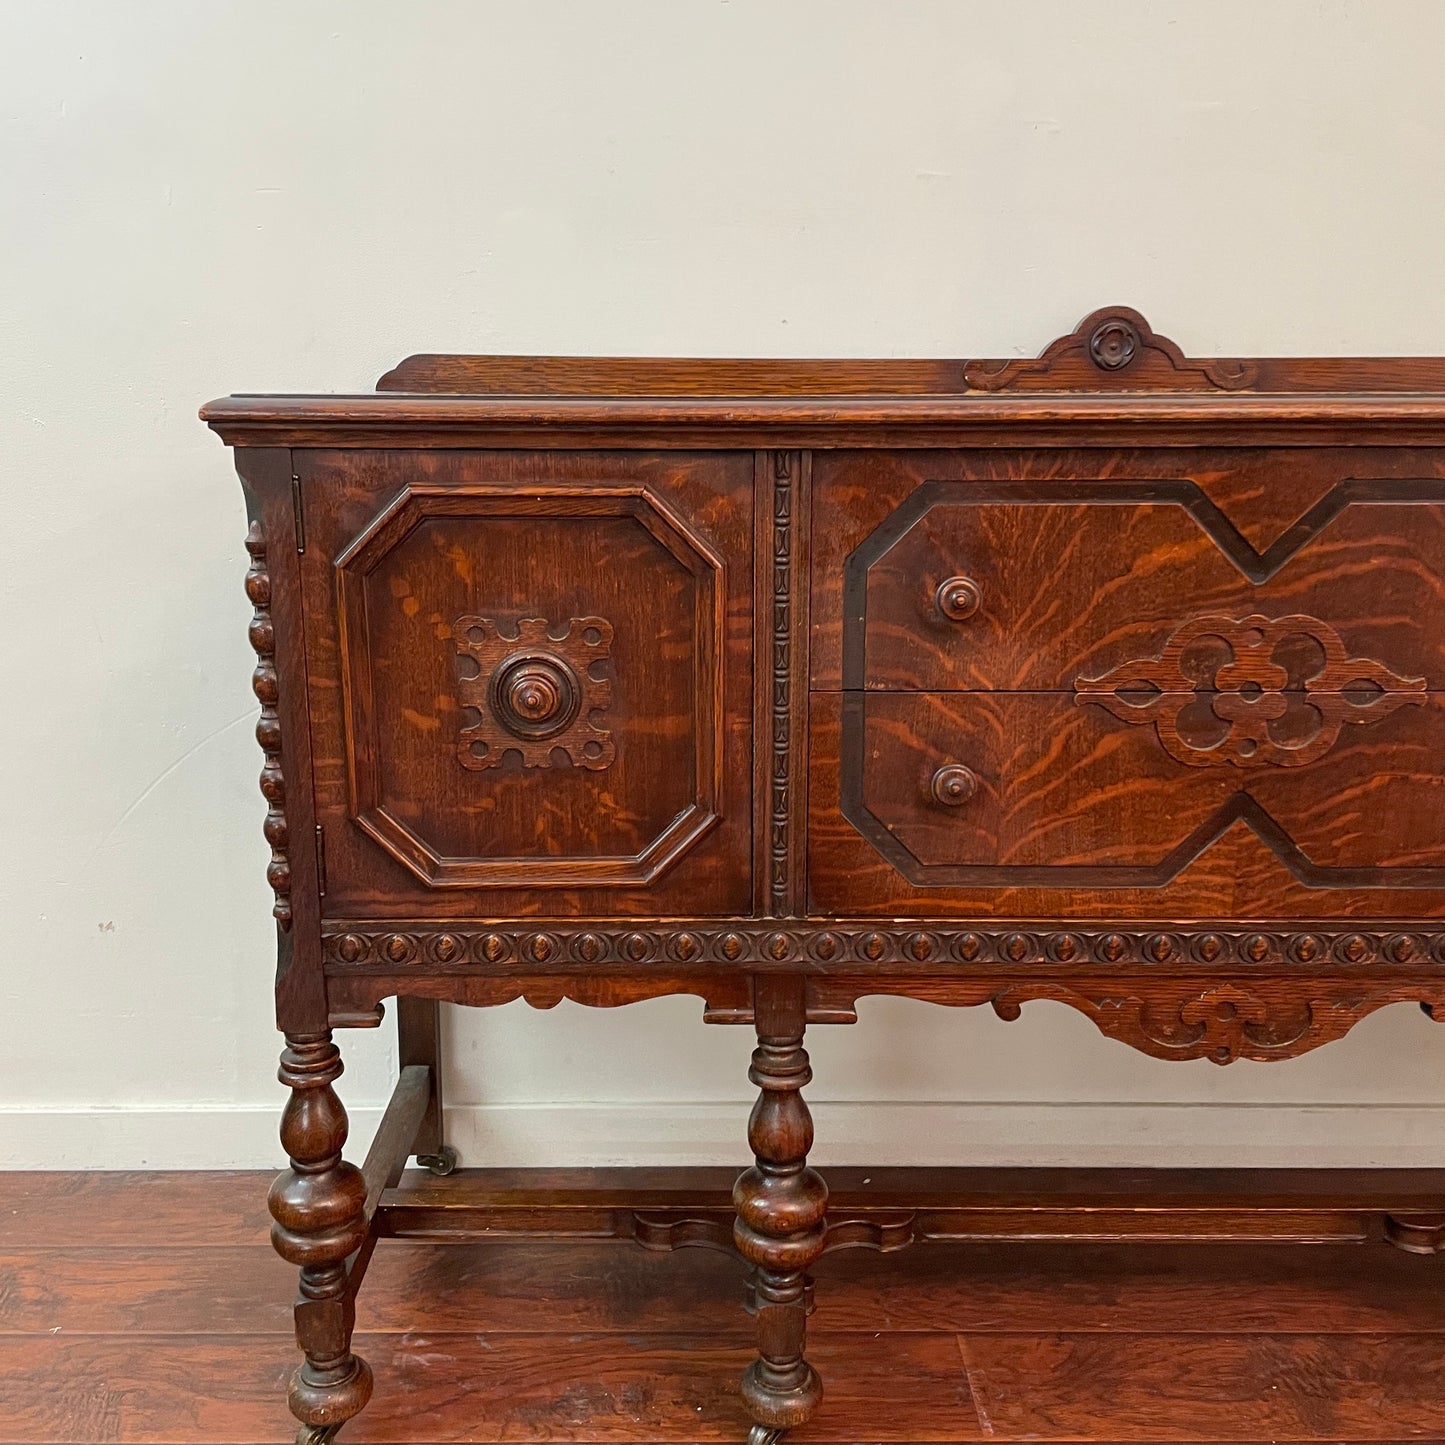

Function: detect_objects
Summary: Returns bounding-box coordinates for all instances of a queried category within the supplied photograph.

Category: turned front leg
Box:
[733,978,827,1444]
[269,1032,372,1445]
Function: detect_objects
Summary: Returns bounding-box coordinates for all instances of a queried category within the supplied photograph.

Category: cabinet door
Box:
[807,446,1445,920]
[298,449,753,919]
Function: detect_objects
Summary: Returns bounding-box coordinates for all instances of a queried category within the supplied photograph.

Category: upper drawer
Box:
[811,449,1445,692]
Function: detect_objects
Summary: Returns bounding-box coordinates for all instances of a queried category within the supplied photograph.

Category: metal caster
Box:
[296,1426,341,1445]
[747,1428,785,1445]
[417,1144,458,1176]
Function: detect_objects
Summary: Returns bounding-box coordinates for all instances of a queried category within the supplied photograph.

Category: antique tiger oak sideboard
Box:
[203,308,1445,1444]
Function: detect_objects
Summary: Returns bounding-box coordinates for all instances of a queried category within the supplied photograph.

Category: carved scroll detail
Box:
[795,976,1445,1062]
[987,980,1445,1065]
[1076,613,1426,767]
[245,520,291,930]
[963,305,1258,392]
[452,615,614,770]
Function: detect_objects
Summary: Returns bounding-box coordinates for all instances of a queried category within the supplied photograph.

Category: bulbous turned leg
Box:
[733,979,827,1442]
[269,1032,373,1443]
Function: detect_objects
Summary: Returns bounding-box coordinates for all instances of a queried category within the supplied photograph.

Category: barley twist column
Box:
[733,977,827,1444]
[268,1033,372,1445]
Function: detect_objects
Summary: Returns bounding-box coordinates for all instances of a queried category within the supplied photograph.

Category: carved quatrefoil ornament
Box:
[1075,613,1425,767]
[453,615,615,770]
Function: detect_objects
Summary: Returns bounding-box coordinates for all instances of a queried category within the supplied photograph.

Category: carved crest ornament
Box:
[1075,613,1425,767]
[452,614,615,770]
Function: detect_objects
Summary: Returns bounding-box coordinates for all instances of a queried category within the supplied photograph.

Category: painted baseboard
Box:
[3,1100,1444,1170]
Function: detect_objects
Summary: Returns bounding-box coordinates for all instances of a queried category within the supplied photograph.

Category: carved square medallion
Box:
[453,615,615,770]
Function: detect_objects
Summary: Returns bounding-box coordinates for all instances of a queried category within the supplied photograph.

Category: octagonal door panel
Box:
[297,449,754,918]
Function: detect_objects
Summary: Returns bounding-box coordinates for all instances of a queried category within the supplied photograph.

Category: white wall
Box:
[5,0,1445,1169]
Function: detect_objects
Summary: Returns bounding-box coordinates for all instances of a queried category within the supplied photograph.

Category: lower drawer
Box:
[806,691,1445,919]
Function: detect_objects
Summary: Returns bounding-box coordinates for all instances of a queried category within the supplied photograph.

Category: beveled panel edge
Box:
[333,481,728,890]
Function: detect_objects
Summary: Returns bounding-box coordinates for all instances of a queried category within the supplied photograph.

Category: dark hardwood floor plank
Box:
[6,1329,1439,1443]
[959,1331,1445,1440]
[814,1241,1445,1336]
[0,1172,270,1248]
[0,1333,980,1444]
[0,1247,297,1335]
[2,1240,1440,1338]
[5,1171,1444,1443]
[0,1243,749,1338]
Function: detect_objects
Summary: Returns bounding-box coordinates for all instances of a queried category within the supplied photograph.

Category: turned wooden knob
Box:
[935,576,982,621]
[931,764,977,806]
[491,652,581,740]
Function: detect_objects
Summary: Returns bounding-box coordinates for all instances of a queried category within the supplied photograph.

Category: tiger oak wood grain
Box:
[854,485,1445,694]
[810,447,1445,692]
[808,691,1445,917]
[851,690,1445,876]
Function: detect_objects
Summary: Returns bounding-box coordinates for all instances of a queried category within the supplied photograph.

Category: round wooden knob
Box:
[935,576,982,621]
[491,653,581,740]
[930,764,977,807]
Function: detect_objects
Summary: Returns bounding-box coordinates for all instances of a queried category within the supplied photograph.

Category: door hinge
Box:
[291,473,306,552]
[314,824,327,896]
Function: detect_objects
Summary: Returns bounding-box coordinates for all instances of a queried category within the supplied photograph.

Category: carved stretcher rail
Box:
[374,1163,1445,1253]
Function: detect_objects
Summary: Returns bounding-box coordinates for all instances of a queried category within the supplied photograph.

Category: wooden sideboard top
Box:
[202,307,1445,448]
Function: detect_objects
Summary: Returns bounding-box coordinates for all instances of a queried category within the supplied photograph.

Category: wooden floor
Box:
[2,1172,1443,1444]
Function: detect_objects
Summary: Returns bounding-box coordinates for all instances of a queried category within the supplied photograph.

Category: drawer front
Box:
[811,448,1445,691]
[808,447,1445,919]
[850,489,1445,694]
[808,690,1445,919]
[299,449,753,918]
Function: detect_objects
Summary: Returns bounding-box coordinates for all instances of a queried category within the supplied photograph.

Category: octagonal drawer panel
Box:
[806,689,1445,920]
[297,449,753,918]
